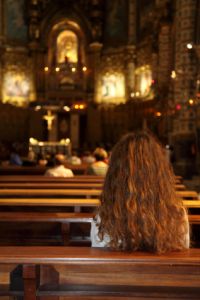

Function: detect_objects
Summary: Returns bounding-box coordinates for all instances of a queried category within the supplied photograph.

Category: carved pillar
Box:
[124,45,136,98]
[125,0,137,98]
[87,0,103,94]
[171,0,197,177]
[88,42,103,94]
[128,0,137,45]
[70,113,80,149]
[194,46,200,171]
[28,0,45,102]
[0,0,5,101]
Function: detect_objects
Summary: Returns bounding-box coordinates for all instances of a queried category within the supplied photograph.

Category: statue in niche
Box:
[56,30,78,65]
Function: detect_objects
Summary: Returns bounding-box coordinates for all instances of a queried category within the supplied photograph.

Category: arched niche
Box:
[45,20,87,90]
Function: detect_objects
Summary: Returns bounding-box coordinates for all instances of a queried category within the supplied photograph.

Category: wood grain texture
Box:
[0,212,94,222]
[0,247,199,264]
[0,247,200,299]
[0,189,101,197]
[0,198,100,206]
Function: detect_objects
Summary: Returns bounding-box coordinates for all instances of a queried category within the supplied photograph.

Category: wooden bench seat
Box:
[0,182,103,189]
[0,182,185,191]
[0,197,100,207]
[0,211,94,223]
[0,188,101,198]
[175,184,186,190]
[0,246,200,299]
[188,215,200,224]
[0,198,198,209]
[1,189,196,199]
[0,175,104,183]
[0,210,199,225]
[176,190,198,199]
[0,164,88,175]
[183,200,200,208]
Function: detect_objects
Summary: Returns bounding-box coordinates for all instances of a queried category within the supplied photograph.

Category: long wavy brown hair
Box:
[97,131,189,253]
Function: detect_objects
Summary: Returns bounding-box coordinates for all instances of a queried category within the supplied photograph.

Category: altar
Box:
[29,138,71,157]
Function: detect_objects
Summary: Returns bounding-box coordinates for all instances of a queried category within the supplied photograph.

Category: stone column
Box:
[124,45,136,99]
[88,42,102,94]
[125,0,137,99]
[194,46,200,171]
[28,0,44,102]
[70,114,80,149]
[0,0,5,100]
[171,0,197,177]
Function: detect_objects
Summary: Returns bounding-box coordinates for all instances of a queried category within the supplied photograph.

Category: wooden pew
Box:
[0,211,94,223]
[0,182,103,189]
[0,188,197,200]
[0,198,199,246]
[0,182,186,190]
[0,188,101,198]
[0,212,94,246]
[0,197,100,207]
[188,215,200,225]
[0,247,200,299]
[0,164,88,175]
[0,175,104,183]
[174,184,186,190]
[183,200,200,208]
[176,190,198,199]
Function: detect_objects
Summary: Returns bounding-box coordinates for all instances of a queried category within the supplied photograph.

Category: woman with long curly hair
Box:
[91,131,189,253]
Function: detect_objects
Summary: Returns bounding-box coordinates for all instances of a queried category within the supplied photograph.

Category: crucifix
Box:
[43,110,55,131]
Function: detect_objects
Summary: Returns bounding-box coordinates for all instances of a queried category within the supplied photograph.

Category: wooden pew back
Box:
[0,247,200,299]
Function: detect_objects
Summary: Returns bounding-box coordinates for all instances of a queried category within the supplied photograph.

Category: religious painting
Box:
[2,68,35,106]
[135,65,154,100]
[5,0,27,42]
[56,30,78,64]
[96,73,125,105]
[104,0,128,45]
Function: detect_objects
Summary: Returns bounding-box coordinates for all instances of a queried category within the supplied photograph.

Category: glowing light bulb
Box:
[189,99,194,105]
[155,112,162,117]
[187,43,193,49]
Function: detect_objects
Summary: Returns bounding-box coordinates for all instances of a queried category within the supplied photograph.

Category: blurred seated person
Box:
[9,144,23,166]
[86,148,108,176]
[68,151,82,165]
[82,151,95,164]
[45,154,74,177]
[23,149,37,166]
[37,153,48,166]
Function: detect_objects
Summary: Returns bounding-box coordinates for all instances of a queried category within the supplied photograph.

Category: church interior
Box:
[0,0,200,297]
[0,0,199,177]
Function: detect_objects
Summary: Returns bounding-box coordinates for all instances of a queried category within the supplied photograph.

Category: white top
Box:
[90,215,110,247]
[91,210,190,249]
[45,165,74,177]
[68,156,82,165]
[87,161,108,176]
